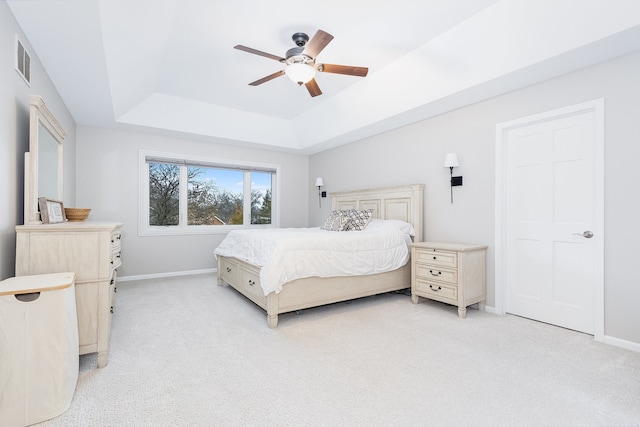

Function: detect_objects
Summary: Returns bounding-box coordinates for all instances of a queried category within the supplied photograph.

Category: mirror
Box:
[24,95,67,224]
[38,122,60,199]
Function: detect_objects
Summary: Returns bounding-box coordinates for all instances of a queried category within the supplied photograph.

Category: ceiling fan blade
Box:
[305,79,322,97]
[234,45,285,62]
[319,63,369,77]
[249,70,285,86]
[302,30,334,59]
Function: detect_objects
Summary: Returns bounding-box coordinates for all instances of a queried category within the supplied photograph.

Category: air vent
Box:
[16,36,31,86]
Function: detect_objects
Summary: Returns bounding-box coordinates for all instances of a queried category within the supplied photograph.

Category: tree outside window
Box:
[148,162,272,227]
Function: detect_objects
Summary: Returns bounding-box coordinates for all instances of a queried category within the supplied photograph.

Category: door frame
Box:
[494,99,604,341]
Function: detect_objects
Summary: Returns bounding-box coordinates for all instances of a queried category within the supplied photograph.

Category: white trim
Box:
[138,149,281,236]
[603,335,640,353]
[483,305,499,315]
[485,308,638,352]
[495,99,605,342]
[118,268,216,282]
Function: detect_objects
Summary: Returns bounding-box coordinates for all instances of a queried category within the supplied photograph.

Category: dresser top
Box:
[411,241,487,252]
[16,221,123,232]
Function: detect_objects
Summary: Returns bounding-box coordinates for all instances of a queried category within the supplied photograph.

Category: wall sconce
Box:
[443,153,463,203]
[315,177,326,208]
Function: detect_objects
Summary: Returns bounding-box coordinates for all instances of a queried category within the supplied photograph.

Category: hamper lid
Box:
[0,272,76,296]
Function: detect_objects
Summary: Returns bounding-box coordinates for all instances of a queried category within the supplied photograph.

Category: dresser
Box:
[411,242,487,318]
[15,222,123,368]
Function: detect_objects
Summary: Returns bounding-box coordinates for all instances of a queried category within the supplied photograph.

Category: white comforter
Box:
[214,221,410,296]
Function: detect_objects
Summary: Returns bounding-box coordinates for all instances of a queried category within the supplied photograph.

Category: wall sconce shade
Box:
[443,153,463,204]
[315,177,326,208]
[443,153,460,168]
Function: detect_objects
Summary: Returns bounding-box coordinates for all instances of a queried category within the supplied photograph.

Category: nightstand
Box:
[411,242,487,318]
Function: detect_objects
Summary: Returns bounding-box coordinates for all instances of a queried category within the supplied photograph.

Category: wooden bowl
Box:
[64,208,91,222]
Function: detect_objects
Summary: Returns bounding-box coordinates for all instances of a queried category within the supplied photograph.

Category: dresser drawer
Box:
[239,267,263,299]
[219,257,238,285]
[414,264,457,284]
[111,230,122,250]
[111,247,122,269]
[414,248,457,268]
[415,279,457,302]
[109,270,117,309]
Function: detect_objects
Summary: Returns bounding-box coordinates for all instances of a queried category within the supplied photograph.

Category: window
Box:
[140,150,279,235]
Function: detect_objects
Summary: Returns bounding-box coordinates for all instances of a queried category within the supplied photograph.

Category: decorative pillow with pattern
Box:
[320,211,351,231]
[345,209,374,231]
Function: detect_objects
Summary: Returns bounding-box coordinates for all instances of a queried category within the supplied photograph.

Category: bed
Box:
[215,184,424,327]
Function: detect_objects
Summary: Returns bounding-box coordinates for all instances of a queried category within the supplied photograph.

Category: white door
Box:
[500,102,603,335]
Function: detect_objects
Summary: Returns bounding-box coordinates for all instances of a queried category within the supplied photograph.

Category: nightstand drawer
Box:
[415,279,457,301]
[414,249,457,268]
[414,264,457,284]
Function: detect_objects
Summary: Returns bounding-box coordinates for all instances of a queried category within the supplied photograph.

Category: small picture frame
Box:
[38,197,66,224]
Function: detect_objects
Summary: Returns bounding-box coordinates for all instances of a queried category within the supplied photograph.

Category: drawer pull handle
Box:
[110,306,114,314]
[429,284,442,291]
[226,267,231,272]
[248,279,256,286]
[433,256,437,260]
[429,270,441,277]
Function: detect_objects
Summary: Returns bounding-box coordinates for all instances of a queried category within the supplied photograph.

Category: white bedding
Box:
[214,221,410,296]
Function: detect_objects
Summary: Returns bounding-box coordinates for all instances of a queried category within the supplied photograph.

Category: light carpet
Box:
[36,273,640,427]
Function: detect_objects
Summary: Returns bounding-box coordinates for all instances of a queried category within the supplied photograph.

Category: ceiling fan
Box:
[234,30,368,97]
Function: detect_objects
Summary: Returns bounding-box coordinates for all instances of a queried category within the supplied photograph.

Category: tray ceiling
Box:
[8,0,640,153]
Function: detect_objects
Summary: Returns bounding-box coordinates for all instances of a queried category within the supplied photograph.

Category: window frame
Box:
[139,149,280,236]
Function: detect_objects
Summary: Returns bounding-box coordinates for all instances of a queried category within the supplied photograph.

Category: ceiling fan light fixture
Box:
[284,63,316,85]
[234,29,367,97]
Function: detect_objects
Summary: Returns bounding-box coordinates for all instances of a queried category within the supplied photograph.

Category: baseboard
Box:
[603,335,640,353]
[118,268,216,282]
[484,306,639,352]
[484,305,499,314]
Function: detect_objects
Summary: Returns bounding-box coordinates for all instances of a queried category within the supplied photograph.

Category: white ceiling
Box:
[8,0,640,154]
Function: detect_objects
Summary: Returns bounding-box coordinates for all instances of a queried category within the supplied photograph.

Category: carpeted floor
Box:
[36,273,640,427]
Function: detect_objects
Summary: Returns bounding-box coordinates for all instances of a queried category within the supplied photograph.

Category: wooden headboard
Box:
[331,184,425,242]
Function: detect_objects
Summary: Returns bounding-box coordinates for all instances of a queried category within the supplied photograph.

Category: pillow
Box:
[320,211,351,231]
[366,219,415,236]
[344,209,374,231]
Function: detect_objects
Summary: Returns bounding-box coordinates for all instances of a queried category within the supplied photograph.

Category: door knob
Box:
[573,230,593,239]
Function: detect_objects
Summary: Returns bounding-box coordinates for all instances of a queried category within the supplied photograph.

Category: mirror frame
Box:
[24,95,67,224]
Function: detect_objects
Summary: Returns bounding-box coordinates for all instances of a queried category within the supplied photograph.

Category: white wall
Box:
[75,126,309,278]
[0,3,76,280]
[310,50,640,345]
